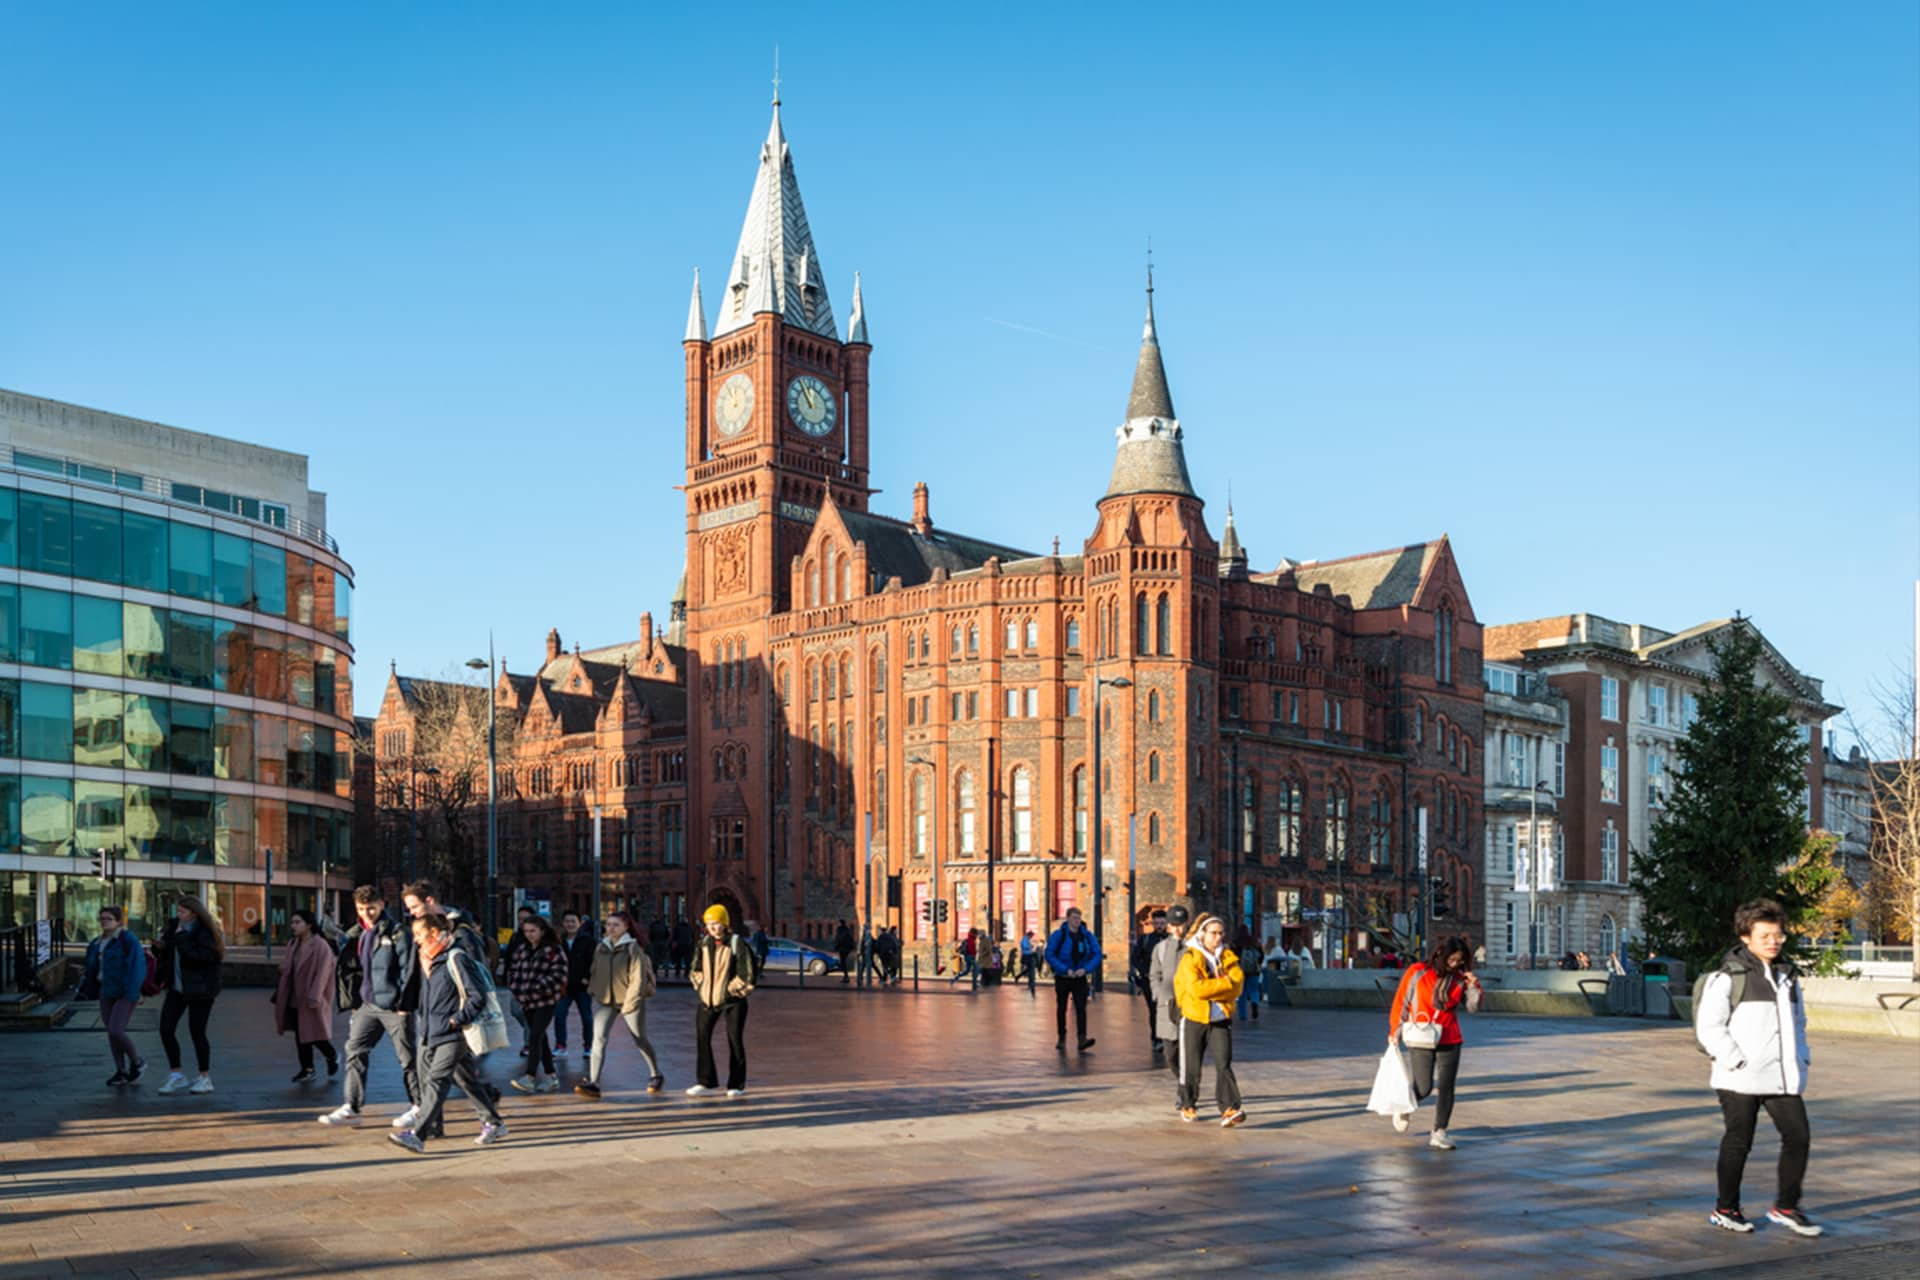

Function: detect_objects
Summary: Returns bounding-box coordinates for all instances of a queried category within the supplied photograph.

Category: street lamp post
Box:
[1090,676,1131,992]
[466,642,498,942]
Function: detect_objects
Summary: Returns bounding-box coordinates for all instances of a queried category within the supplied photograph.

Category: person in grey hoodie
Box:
[1694,898,1820,1238]
[1147,906,1190,1096]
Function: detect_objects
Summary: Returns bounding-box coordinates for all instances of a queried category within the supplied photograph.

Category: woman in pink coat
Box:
[275,909,340,1083]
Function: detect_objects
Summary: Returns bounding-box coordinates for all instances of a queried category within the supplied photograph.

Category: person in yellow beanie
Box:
[687,903,759,1097]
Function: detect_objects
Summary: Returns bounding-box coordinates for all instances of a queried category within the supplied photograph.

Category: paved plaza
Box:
[2,977,1916,1279]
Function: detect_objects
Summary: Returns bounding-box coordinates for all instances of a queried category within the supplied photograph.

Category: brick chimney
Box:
[639,611,653,650]
[911,481,932,535]
[545,628,562,663]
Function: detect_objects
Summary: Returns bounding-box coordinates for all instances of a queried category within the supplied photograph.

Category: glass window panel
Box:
[288,721,317,791]
[124,785,166,860]
[0,678,15,757]
[287,553,313,626]
[0,488,15,566]
[288,801,319,873]
[168,522,213,600]
[256,796,287,867]
[122,694,169,771]
[332,650,351,718]
[73,688,124,767]
[214,792,254,867]
[21,777,73,858]
[252,542,286,616]
[334,576,351,641]
[167,611,214,688]
[72,502,122,583]
[19,586,72,669]
[288,637,314,708]
[212,619,252,694]
[123,603,167,679]
[22,681,75,762]
[214,705,253,781]
[314,728,337,795]
[334,729,353,801]
[254,713,287,785]
[251,627,286,701]
[72,595,123,675]
[170,789,213,864]
[0,776,17,857]
[18,492,73,574]
[212,531,252,606]
[311,560,336,634]
[122,510,169,592]
[313,646,335,715]
[74,780,124,858]
[168,700,214,777]
[0,582,15,662]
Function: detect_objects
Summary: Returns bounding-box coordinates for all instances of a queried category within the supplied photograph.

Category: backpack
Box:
[732,935,763,987]
[1690,958,1750,1056]
[140,945,164,999]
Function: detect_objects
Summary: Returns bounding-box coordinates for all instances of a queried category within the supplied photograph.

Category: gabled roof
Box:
[1290,541,1440,610]
[711,98,835,340]
[840,509,1034,589]
[394,675,480,710]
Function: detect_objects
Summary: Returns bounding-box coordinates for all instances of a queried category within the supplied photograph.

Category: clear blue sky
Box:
[6,4,1916,751]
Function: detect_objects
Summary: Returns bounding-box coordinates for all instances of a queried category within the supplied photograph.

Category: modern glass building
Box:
[0,389,355,945]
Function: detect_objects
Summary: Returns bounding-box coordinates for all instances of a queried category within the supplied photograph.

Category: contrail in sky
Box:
[985,317,1102,350]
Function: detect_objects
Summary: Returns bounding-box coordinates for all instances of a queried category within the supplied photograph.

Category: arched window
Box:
[1005,620,1019,652]
[825,724,838,816]
[951,625,962,656]
[874,768,887,831]
[1600,913,1618,961]
[967,625,979,656]
[1148,812,1161,845]
[823,541,836,603]
[1072,766,1089,855]
[1011,766,1033,854]
[1435,603,1454,684]
[1066,617,1081,651]
[911,771,930,858]
[810,725,822,802]
[807,560,820,609]
[1324,782,1349,859]
[1136,593,1150,652]
[839,555,852,602]
[1147,751,1161,783]
[823,658,836,700]
[1147,690,1161,723]
[807,660,819,702]
[870,649,885,692]
[776,664,789,706]
[839,654,852,698]
[956,769,976,854]
[1156,593,1172,655]
[1278,779,1304,857]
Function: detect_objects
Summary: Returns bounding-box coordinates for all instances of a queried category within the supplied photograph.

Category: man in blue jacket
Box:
[1046,907,1102,1053]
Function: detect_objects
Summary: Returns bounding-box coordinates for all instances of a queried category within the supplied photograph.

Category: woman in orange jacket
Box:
[1172,913,1247,1127]
[1386,934,1482,1149]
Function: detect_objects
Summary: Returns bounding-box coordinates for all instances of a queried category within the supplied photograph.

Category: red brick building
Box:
[373,96,1488,965]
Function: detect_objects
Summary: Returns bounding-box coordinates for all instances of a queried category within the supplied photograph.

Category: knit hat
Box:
[702,904,730,926]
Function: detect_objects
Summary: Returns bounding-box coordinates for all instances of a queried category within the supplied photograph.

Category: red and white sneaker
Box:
[1709,1207,1755,1233]
[1766,1207,1823,1237]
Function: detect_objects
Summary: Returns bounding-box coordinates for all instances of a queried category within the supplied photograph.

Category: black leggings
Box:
[1717,1092,1810,1212]
[524,1005,555,1075]
[1407,1043,1461,1129]
[160,991,216,1073]
[296,1038,339,1073]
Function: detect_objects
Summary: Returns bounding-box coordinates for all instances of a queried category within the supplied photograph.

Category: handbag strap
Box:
[1398,964,1427,1026]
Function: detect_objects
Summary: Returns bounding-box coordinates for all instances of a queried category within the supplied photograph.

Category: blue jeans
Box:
[552,990,593,1051]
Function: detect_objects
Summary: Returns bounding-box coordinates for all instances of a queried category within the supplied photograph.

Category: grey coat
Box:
[1148,933,1183,1042]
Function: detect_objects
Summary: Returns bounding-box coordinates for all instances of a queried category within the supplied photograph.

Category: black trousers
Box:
[159,991,215,1073]
[1717,1091,1810,1212]
[296,1037,339,1072]
[523,1005,555,1076]
[1407,1044,1461,1129]
[1177,1019,1242,1112]
[695,1000,749,1090]
[1053,976,1089,1041]
[1143,993,1161,1047]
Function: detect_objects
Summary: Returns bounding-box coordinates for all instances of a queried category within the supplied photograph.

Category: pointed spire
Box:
[1219,502,1248,579]
[846,271,869,344]
[1106,269,1195,500]
[714,93,835,339]
[684,268,707,342]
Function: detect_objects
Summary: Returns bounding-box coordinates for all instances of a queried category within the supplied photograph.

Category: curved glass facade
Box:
[0,474,355,937]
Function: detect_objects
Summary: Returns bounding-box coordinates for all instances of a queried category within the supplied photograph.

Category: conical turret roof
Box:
[712,96,835,340]
[1105,278,1196,500]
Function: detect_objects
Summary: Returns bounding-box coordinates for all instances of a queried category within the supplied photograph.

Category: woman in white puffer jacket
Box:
[1692,898,1820,1239]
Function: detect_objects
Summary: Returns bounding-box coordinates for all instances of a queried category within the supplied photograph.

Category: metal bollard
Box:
[913,954,920,992]
[798,957,805,990]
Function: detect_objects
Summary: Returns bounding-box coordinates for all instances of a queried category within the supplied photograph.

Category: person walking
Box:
[1385,934,1482,1151]
[275,908,340,1083]
[400,881,488,967]
[857,923,878,985]
[1045,908,1102,1052]
[1234,928,1264,1023]
[504,916,569,1095]
[152,896,225,1096]
[574,911,664,1099]
[497,905,538,1057]
[1132,910,1171,1055]
[320,885,421,1129]
[1695,898,1822,1237]
[834,919,856,984]
[1148,906,1191,1095]
[1020,931,1038,992]
[1174,913,1247,1126]
[552,910,596,1062]
[950,929,979,985]
[671,916,695,979]
[83,907,148,1086]
[880,927,902,985]
[389,912,506,1153]
[687,904,756,1097]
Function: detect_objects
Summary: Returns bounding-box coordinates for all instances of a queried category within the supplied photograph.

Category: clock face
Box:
[714,373,755,437]
[786,374,837,437]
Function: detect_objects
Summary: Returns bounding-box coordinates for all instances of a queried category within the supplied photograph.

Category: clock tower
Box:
[681,90,872,925]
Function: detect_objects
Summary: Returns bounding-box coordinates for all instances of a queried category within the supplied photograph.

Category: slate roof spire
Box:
[846,272,869,345]
[1105,266,1196,499]
[685,268,707,342]
[713,91,836,340]
[1219,502,1248,578]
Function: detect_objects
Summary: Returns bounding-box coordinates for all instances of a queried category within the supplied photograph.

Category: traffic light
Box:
[92,848,113,883]
[919,899,932,927]
[1429,875,1450,918]
[935,899,950,924]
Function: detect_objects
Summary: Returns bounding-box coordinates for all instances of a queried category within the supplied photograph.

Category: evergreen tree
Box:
[1631,621,1814,973]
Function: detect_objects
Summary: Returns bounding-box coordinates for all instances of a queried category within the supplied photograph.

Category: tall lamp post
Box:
[466,643,498,942]
[908,754,937,965]
[1090,676,1132,992]
[1526,779,1552,966]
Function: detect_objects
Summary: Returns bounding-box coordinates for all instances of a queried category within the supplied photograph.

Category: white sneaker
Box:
[318,1105,361,1126]
[189,1075,214,1095]
[157,1072,189,1095]
[685,1084,714,1097]
[725,1088,746,1098]
[391,1105,422,1129]
[1429,1128,1455,1151]
[1392,1112,1410,1133]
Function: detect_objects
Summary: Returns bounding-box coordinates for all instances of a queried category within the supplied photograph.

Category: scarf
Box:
[1186,936,1234,1022]
[418,930,451,975]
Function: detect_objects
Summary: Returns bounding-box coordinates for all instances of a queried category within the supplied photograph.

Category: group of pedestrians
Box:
[83,897,227,1095]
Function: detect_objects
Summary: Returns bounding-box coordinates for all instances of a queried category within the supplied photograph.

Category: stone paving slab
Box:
[1,981,1915,1277]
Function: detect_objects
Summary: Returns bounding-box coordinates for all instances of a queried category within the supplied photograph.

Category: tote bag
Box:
[1397,966,1443,1050]
[448,953,512,1056]
[1366,1044,1418,1117]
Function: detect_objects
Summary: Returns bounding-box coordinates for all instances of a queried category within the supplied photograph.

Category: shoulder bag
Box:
[1397,965,1443,1050]
[447,952,512,1056]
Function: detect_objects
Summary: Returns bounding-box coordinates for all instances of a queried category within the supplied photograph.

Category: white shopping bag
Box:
[1366,1044,1418,1118]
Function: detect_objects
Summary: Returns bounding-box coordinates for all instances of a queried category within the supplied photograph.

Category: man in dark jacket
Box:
[687,904,756,1097]
[553,910,596,1060]
[1046,908,1103,1054]
[833,920,856,984]
[671,917,695,978]
[1132,909,1172,1056]
[321,885,420,1128]
[389,913,506,1154]
[401,880,489,968]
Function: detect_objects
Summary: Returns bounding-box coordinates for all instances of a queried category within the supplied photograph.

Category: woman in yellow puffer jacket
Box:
[1173,913,1247,1127]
